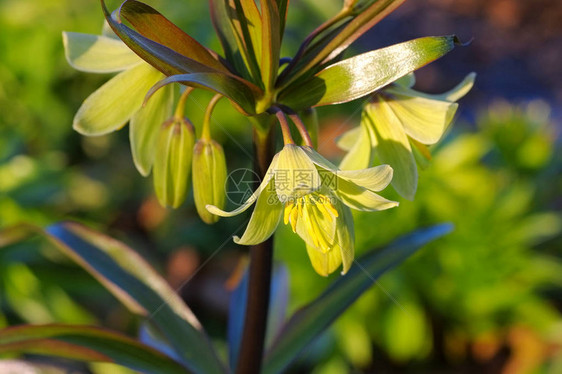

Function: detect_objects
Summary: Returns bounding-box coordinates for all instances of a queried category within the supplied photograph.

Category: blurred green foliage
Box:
[1,0,561,373]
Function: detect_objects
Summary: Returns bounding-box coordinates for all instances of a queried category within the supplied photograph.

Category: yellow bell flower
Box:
[207,144,397,276]
[338,72,475,200]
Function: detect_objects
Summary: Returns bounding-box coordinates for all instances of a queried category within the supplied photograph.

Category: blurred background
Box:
[0,0,560,373]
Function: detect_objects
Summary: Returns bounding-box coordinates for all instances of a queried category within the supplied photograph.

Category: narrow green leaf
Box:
[101,0,218,76]
[0,223,226,374]
[278,36,458,110]
[210,0,263,84]
[209,0,252,79]
[0,324,189,374]
[147,73,258,115]
[261,0,281,92]
[235,0,264,82]
[275,0,289,38]
[119,0,229,73]
[322,0,406,64]
[279,0,405,86]
[263,224,454,374]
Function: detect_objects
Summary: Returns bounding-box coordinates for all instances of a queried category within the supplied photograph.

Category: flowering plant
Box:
[0,1,473,373]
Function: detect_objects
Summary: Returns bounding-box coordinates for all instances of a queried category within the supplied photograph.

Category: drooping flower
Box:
[207,144,398,276]
[338,72,476,200]
[63,27,174,177]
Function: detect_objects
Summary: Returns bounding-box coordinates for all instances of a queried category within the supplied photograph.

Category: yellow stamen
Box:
[283,192,339,252]
[283,200,294,225]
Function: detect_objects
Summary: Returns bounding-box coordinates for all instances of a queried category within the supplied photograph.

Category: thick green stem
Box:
[235,125,275,374]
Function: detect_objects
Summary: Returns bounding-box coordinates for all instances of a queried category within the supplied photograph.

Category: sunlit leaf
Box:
[101,0,219,76]
[209,0,251,79]
[278,36,459,110]
[147,73,258,115]
[322,0,406,64]
[214,0,263,83]
[260,0,281,92]
[0,324,189,374]
[263,224,453,374]
[119,0,229,72]
[279,0,405,85]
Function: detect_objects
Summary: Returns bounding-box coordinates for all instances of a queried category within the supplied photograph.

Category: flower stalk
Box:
[236,125,276,374]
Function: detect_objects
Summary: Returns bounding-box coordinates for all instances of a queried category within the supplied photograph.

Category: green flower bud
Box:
[192,139,227,224]
[153,117,195,208]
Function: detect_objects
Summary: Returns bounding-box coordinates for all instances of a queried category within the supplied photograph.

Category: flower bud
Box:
[153,117,195,208]
[192,139,227,224]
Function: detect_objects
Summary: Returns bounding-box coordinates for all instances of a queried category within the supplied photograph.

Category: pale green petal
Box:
[387,72,476,103]
[302,146,339,171]
[63,32,140,73]
[437,72,476,102]
[302,146,392,192]
[234,178,283,245]
[334,178,398,211]
[366,98,418,200]
[411,138,432,170]
[394,72,416,88]
[130,81,173,176]
[336,126,361,152]
[275,145,320,202]
[306,244,342,277]
[385,94,457,145]
[73,64,163,136]
[336,165,393,192]
[206,155,278,217]
[335,203,355,275]
[101,21,119,39]
[339,121,373,171]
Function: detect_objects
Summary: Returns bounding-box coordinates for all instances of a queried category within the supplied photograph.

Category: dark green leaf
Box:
[263,224,453,374]
[147,73,259,115]
[0,223,226,374]
[223,0,263,84]
[119,0,229,73]
[0,324,189,374]
[275,0,289,38]
[278,36,458,110]
[209,0,252,79]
